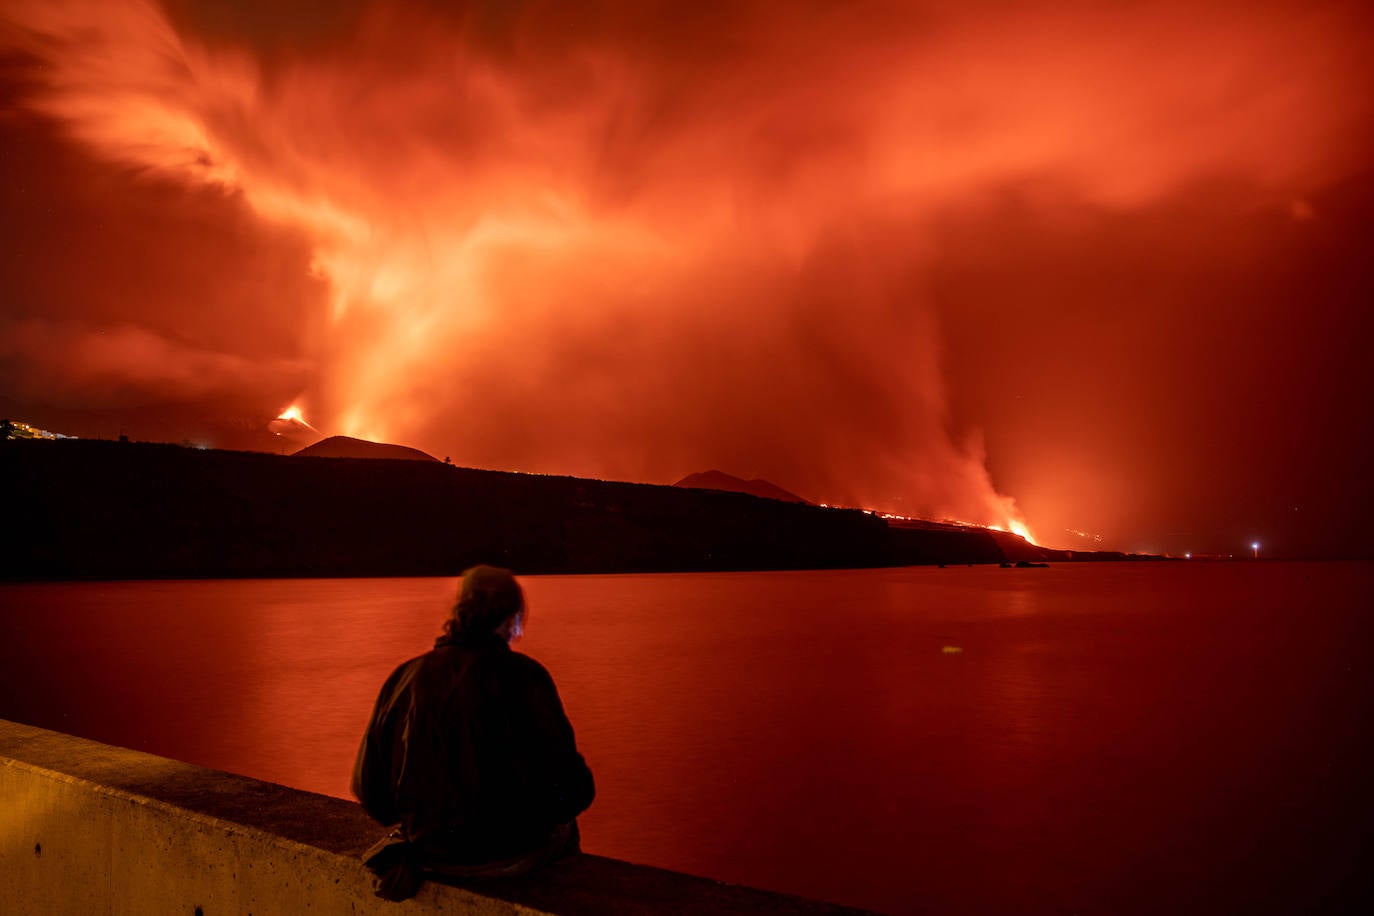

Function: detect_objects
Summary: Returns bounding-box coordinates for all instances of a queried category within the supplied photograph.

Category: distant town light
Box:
[1,419,73,440]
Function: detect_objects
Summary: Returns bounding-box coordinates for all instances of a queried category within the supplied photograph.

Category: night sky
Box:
[2,0,1371,557]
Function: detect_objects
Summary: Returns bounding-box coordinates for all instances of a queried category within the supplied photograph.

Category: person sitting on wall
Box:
[353,565,594,900]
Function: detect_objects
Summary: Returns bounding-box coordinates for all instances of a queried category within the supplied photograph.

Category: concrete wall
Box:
[0,720,865,915]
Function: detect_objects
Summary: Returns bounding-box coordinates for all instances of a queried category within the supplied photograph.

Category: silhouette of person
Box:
[353,565,594,900]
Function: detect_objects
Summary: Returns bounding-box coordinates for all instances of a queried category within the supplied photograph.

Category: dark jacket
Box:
[352,631,594,863]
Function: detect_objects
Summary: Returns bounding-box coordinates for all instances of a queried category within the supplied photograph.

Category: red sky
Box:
[2,0,1371,557]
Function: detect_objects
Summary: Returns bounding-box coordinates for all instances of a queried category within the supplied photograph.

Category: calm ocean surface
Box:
[2,562,1371,913]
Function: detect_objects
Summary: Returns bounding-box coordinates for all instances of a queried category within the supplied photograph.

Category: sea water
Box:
[2,562,1370,913]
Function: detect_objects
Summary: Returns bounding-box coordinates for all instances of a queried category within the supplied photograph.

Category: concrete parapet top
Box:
[1,719,872,914]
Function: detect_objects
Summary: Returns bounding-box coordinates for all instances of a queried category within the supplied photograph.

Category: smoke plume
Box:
[3,0,1369,535]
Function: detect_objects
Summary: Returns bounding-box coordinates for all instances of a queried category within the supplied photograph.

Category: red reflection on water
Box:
[1,564,1371,913]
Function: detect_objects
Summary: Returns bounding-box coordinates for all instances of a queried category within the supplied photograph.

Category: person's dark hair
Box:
[445,565,525,638]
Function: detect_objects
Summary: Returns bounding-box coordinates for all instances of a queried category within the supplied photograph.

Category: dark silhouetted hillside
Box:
[0,438,1150,580]
[293,435,438,462]
[675,470,809,504]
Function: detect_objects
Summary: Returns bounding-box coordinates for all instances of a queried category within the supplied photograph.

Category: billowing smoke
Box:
[3,0,1369,534]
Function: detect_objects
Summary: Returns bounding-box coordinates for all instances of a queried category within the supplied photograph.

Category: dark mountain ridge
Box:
[293,435,438,462]
[674,470,809,504]
[1,438,1150,580]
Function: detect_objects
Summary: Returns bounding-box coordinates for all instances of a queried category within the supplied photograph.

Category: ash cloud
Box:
[3,0,1372,540]
[0,317,308,408]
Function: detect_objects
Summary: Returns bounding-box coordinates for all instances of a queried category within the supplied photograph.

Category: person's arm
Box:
[351,662,411,825]
[519,660,595,822]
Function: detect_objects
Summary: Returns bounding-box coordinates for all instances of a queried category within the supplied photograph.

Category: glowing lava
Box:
[988,521,1038,546]
[268,403,321,446]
